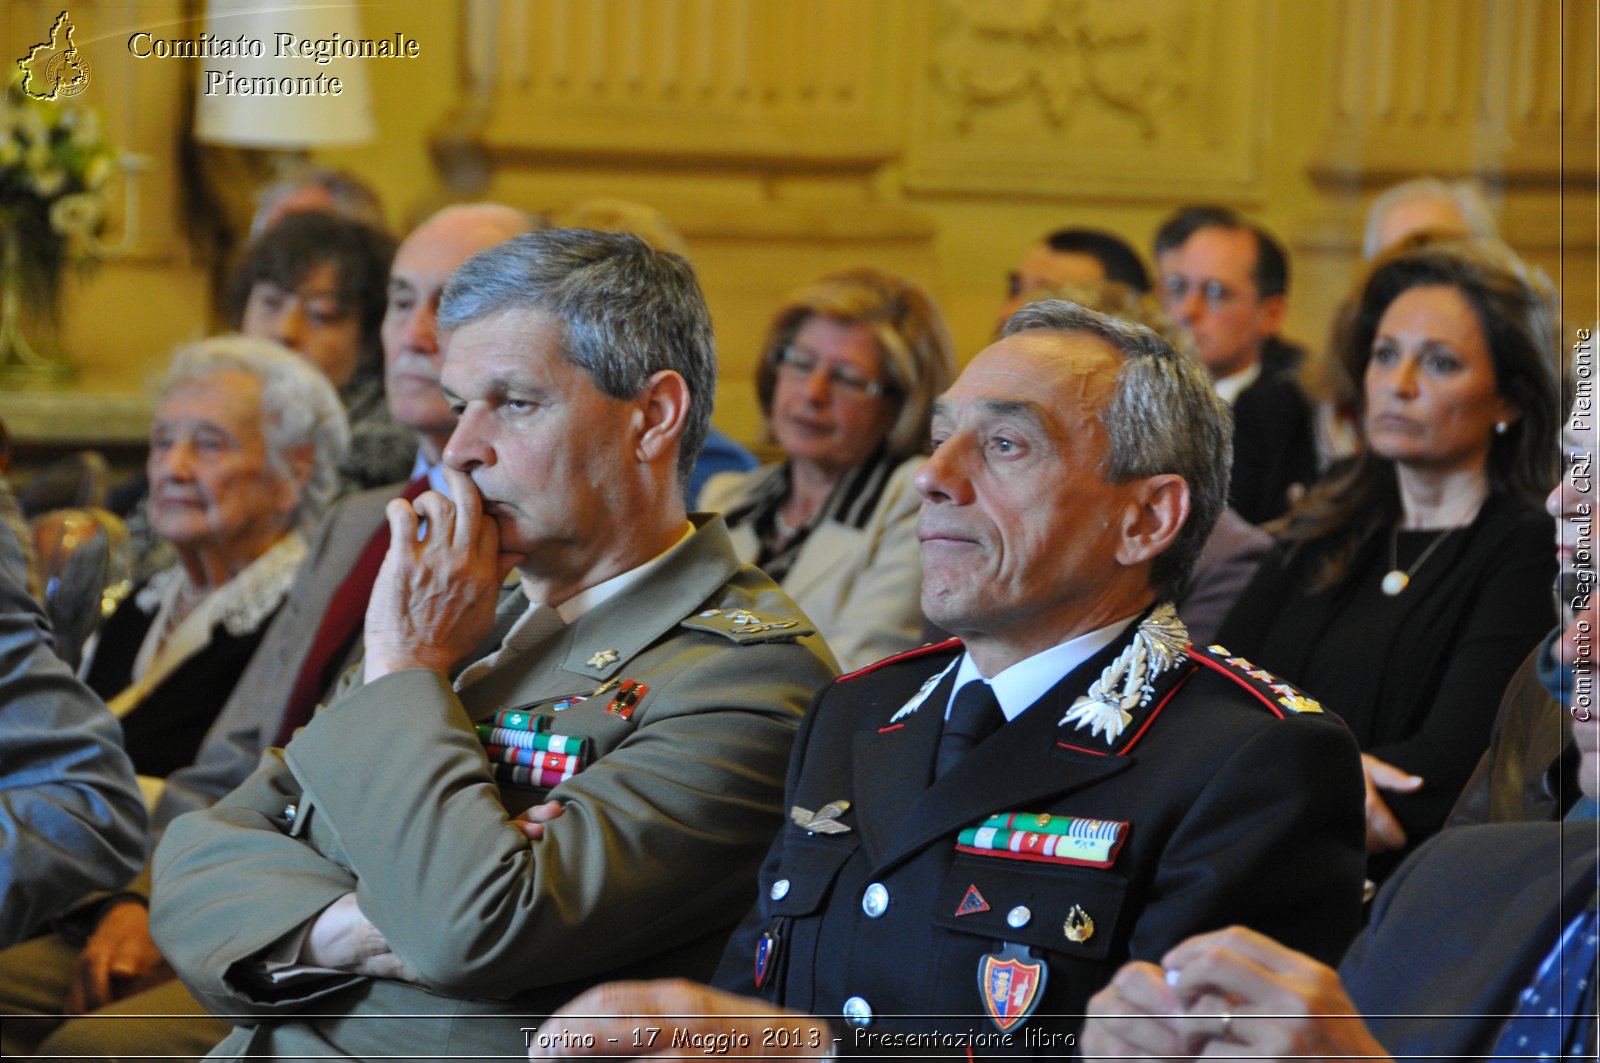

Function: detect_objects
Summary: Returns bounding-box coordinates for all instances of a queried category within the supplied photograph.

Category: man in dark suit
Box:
[1154,206,1317,524]
[534,300,1365,1054]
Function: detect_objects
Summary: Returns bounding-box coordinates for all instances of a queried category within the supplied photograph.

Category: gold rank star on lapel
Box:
[587,649,620,669]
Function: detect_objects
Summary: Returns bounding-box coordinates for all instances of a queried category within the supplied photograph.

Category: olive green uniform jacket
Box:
[150,517,837,1060]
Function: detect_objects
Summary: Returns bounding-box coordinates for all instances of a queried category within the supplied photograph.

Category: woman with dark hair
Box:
[231,210,412,494]
[1219,239,1559,874]
[700,268,956,670]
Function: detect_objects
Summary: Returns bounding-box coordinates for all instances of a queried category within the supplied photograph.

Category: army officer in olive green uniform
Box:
[149,230,837,1059]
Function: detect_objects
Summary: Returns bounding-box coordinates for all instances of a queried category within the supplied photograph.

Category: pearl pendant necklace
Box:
[1381,526,1458,597]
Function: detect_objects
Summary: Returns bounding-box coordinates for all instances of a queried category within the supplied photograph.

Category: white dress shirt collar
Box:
[1212,359,1262,406]
[947,615,1139,722]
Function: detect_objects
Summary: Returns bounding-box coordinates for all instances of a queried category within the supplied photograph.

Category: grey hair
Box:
[1002,300,1232,600]
[160,336,351,533]
[250,166,386,240]
[1363,177,1498,259]
[437,229,716,484]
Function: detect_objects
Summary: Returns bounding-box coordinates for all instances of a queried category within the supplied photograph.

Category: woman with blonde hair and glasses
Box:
[700,268,956,670]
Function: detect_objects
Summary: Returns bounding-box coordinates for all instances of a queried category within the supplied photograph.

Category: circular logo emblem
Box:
[47,51,90,97]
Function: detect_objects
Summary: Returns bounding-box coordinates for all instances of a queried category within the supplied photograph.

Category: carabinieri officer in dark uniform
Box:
[535,299,1366,1056]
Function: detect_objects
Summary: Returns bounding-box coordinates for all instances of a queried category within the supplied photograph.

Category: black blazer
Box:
[1219,493,1557,864]
[1228,367,1319,525]
[86,591,277,779]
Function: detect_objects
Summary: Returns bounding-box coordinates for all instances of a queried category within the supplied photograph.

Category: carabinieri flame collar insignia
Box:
[1060,603,1190,744]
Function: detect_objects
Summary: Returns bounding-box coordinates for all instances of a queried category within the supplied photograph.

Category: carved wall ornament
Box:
[928,0,1189,140]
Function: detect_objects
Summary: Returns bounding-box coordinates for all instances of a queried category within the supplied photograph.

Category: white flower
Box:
[24,137,49,174]
[31,167,66,197]
[68,108,100,149]
[17,107,46,145]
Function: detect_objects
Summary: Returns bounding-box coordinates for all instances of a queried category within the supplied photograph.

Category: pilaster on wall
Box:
[454,0,900,172]
[1298,0,1592,339]
[432,0,936,445]
[1308,0,1583,186]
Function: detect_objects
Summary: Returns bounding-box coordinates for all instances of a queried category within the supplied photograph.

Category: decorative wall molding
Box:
[1308,0,1579,187]
[434,0,902,176]
[904,0,1263,200]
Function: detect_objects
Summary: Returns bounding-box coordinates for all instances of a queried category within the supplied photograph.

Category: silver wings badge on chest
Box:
[791,800,852,834]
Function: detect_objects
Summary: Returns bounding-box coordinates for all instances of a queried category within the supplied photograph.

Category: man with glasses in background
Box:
[1153,206,1318,525]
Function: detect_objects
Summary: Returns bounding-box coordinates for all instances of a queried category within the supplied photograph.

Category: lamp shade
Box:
[194,1,376,148]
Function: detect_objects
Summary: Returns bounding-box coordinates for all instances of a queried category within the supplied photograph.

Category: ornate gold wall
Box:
[3,0,1593,453]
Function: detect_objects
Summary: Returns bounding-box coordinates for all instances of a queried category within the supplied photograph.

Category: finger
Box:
[412,491,457,547]
[1163,926,1311,978]
[385,497,422,551]
[442,467,484,548]
[108,934,150,978]
[1173,990,1239,1051]
[1080,1016,1189,1061]
[515,800,566,824]
[512,800,566,841]
[1363,754,1423,792]
[71,948,114,1013]
[1084,968,1186,1058]
[1366,793,1407,852]
[1105,961,1182,1015]
[1161,940,1285,1013]
[537,983,658,1057]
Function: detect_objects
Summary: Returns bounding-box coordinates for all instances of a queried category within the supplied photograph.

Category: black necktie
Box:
[936,680,1004,779]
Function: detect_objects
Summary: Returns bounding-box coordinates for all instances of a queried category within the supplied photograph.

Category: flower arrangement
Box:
[1,73,117,323]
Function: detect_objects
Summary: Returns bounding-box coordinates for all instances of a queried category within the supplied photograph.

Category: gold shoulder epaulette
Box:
[682,607,814,644]
[1191,644,1325,717]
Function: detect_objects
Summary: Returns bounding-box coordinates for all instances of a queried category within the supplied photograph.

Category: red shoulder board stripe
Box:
[1189,644,1326,719]
[835,637,962,683]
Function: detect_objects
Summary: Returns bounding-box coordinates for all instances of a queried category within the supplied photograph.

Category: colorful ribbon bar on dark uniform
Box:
[957,814,1128,868]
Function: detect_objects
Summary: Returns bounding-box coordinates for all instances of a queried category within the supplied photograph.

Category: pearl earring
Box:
[1494,421,1509,435]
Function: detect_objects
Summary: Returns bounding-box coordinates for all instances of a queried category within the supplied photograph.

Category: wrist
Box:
[94,894,148,924]
[363,652,445,684]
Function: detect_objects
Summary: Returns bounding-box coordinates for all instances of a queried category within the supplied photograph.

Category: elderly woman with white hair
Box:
[82,336,348,782]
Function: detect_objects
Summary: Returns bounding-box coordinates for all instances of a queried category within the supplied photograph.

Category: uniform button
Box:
[861,882,889,918]
[842,996,873,1027]
[770,879,790,901]
[1006,905,1032,928]
[283,803,298,824]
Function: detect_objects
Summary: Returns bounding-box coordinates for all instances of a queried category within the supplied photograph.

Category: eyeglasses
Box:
[1161,275,1251,309]
[775,346,889,399]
